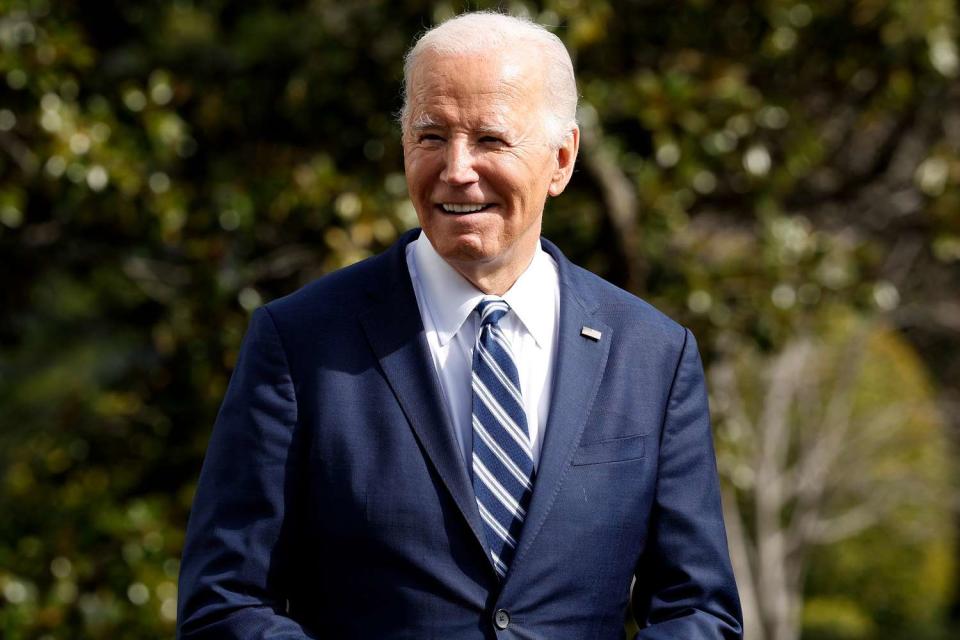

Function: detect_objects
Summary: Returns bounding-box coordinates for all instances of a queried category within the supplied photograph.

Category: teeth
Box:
[441,203,486,213]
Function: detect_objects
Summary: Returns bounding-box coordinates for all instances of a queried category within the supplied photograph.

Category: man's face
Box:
[402,48,577,286]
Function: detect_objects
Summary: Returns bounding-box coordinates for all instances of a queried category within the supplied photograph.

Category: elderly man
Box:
[177,11,742,639]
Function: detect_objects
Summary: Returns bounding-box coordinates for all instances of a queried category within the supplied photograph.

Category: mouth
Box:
[437,203,495,214]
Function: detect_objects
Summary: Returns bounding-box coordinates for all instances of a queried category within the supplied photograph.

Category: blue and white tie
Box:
[471,298,535,579]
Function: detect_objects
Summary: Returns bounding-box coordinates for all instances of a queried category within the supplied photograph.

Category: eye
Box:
[418,133,445,144]
[479,135,506,145]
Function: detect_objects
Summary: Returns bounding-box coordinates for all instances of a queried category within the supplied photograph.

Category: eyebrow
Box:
[475,123,510,138]
[410,114,442,132]
[409,114,511,138]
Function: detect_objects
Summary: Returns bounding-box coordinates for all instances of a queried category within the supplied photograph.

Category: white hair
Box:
[400,11,578,149]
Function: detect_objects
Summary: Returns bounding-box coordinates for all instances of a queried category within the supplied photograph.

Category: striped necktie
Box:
[471,297,535,579]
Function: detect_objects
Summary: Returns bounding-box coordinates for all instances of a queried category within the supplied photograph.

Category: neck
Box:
[447,246,538,296]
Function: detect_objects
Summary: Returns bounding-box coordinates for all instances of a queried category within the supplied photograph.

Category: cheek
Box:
[482,164,520,198]
[488,156,543,199]
[406,157,439,196]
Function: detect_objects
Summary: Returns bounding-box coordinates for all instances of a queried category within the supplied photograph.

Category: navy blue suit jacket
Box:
[177,229,742,639]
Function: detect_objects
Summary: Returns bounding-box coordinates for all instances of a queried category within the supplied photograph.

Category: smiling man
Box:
[402,41,578,294]
[177,11,742,640]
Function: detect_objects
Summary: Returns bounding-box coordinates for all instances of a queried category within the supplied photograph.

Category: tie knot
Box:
[476,298,510,327]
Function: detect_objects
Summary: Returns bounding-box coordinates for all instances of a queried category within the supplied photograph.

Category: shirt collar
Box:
[412,234,556,348]
[501,249,555,349]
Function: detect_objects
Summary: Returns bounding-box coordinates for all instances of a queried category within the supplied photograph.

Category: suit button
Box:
[494,609,510,630]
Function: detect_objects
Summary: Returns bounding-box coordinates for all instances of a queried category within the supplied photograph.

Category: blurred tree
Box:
[710,309,952,640]
[0,0,957,638]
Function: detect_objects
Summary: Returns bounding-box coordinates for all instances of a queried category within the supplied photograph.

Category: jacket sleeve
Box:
[632,329,743,639]
[177,306,317,639]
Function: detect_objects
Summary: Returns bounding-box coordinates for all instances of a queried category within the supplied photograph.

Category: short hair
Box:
[400,11,578,149]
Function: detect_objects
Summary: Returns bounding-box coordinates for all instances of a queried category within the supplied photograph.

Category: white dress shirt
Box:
[406,234,560,469]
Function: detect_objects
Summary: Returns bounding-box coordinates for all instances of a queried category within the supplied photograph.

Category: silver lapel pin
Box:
[580,326,602,341]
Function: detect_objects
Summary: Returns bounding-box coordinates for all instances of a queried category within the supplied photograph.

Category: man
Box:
[177,11,742,639]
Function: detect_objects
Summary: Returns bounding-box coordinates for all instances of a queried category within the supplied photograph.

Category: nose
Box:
[440,138,479,186]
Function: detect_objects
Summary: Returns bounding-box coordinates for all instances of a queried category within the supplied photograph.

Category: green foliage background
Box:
[1,0,958,638]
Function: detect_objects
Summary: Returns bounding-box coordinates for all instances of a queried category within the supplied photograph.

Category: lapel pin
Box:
[580,326,602,341]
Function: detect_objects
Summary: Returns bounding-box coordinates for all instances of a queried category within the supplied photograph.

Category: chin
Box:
[422,217,492,257]
[436,236,495,265]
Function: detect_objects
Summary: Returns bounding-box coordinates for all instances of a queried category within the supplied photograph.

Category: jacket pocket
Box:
[572,434,645,466]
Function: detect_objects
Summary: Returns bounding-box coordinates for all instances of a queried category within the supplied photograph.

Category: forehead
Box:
[406,50,544,126]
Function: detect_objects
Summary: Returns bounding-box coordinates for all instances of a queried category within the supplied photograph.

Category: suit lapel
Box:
[510,240,612,572]
[358,231,489,560]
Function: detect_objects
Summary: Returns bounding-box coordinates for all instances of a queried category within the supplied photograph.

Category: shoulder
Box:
[269,255,383,316]
[260,230,415,336]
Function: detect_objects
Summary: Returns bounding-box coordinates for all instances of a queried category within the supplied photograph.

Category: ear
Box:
[547,125,580,197]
